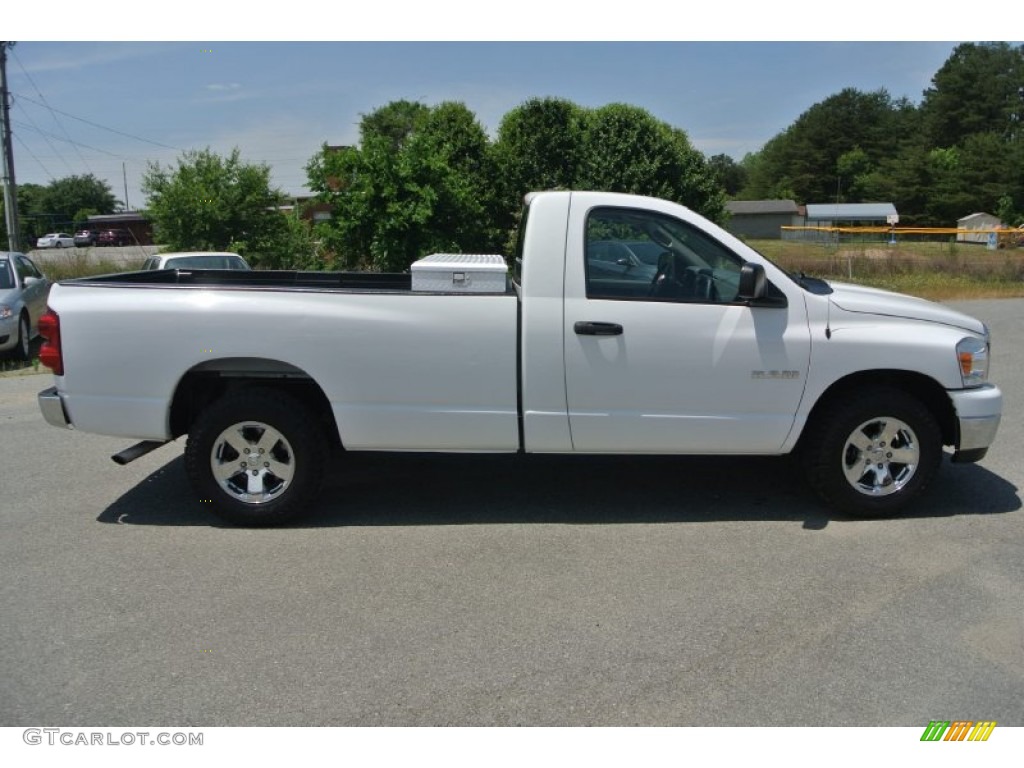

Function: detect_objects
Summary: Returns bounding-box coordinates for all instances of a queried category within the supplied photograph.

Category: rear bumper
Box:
[38,386,72,429]
[948,384,1001,463]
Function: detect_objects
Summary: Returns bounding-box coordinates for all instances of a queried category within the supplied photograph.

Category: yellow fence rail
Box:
[780,226,1024,251]
[781,226,1024,236]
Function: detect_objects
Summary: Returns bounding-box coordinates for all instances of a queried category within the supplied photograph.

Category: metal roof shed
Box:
[805,203,898,226]
[724,200,802,239]
[957,212,1003,244]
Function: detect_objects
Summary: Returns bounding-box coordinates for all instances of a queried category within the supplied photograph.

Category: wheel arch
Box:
[797,369,957,450]
[168,357,342,448]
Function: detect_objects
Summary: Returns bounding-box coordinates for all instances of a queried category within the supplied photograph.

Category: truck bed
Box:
[47,269,521,450]
[66,268,515,295]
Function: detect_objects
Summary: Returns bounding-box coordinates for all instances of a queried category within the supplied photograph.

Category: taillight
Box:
[38,308,63,375]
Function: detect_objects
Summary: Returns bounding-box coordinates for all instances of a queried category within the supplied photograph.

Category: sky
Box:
[0,6,1000,210]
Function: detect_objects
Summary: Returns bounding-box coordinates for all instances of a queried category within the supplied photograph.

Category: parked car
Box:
[73,230,99,247]
[141,252,250,271]
[35,233,75,249]
[97,229,132,247]
[0,252,50,360]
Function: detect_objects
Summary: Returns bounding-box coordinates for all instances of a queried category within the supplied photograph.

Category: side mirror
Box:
[737,263,766,301]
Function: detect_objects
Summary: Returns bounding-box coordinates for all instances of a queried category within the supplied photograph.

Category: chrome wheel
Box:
[841,416,920,497]
[210,421,296,504]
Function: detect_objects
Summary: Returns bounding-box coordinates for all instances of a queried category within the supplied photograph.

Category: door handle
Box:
[574,321,623,336]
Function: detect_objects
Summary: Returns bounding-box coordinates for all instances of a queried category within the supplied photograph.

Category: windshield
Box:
[164,255,246,270]
[0,259,13,289]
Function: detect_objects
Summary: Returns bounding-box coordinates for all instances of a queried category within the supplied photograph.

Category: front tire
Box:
[14,314,30,361]
[802,388,942,517]
[185,388,328,526]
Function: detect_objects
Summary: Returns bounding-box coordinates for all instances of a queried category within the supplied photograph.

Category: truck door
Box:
[563,202,811,454]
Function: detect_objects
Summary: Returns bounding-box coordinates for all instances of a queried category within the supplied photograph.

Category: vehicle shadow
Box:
[0,337,43,372]
[96,450,1020,529]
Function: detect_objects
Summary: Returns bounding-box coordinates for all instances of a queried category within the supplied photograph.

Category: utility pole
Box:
[0,42,21,252]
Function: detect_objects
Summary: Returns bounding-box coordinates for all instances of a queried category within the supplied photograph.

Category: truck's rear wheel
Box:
[185,388,327,526]
[802,388,942,517]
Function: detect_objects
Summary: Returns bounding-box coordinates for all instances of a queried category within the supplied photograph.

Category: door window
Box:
[585,207,743,303]
[17,256,43,280]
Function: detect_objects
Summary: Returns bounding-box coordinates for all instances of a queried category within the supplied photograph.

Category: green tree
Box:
[492,98,724,223]
[995,194,1019,227]
[835,147,872,201]
[38,174,117,229]
[2,177,115,246]
[10,183,48,246]
[741,88,918,203]
[576,104,725,221]
[359,99,431,151]
[142,148,288,264]
[307,102,498,271]
[854,147,932,225]
[310,98,727,269]
[921,147,974,224]
[491,97,585,225]
[921,42,1024,147]
[708,154,748,197]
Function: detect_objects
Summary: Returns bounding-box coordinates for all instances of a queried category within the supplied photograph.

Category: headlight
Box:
[957,337,989,387]
[0,305,12,319]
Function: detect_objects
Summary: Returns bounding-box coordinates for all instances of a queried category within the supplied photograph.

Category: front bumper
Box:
[38,386,72,429]
[948,384,1001,463]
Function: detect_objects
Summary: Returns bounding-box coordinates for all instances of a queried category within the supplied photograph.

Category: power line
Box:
[12,131,54,181]
[11,119,126,159]
[12,91,182,151]
[11,101,76,175]
[10,47,93,174]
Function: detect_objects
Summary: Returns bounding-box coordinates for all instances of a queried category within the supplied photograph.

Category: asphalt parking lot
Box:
[1,298,1022,726]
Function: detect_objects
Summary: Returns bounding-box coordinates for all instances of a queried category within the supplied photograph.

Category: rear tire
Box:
[185,388,328,526]
[802,388,942,517]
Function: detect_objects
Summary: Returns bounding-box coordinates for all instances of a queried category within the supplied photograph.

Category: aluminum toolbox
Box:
[411,253,508,293]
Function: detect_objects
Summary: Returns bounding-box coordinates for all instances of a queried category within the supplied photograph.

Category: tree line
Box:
[1,173,118,245]
[6,42,1020,266]
[132,98,724,271]
[730,42,1024,226]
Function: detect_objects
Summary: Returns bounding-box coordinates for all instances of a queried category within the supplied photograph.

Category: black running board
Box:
[111,440,169,465]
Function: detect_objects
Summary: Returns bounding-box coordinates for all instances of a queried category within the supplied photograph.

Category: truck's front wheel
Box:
[802,388,942,517]
[185,388,327,526]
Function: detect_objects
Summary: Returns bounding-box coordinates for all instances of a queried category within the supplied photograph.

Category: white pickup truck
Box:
[37,191,1002,525]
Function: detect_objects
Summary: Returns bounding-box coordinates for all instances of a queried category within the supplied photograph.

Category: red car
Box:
[97,229,132,247]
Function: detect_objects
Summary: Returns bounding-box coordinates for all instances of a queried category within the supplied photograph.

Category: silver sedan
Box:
[0,252,51,360]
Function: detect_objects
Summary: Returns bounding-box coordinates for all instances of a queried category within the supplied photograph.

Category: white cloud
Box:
[206,83,242,91]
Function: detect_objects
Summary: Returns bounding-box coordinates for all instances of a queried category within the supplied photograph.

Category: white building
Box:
[957,213,1003,244]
